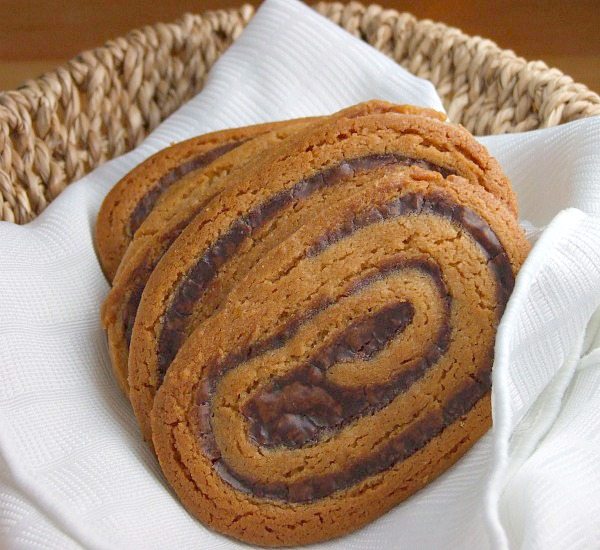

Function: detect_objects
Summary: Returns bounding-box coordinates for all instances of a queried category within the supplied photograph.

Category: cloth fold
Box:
[1,0,599,548]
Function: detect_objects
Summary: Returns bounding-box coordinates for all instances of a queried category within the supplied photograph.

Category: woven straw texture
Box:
[1,2,599,224]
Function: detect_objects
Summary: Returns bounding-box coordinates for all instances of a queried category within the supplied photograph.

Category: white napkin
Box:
[1,1,599,548]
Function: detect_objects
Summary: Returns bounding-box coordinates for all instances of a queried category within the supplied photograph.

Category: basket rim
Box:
[0,1,598,225]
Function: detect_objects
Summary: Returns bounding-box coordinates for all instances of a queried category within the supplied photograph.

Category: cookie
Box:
[128,103,518,442]
[102,119,315,393]
[96,122,291,282]
[151,167,529,546]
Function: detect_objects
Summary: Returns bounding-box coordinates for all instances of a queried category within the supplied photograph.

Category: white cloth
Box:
[1,1,599,548]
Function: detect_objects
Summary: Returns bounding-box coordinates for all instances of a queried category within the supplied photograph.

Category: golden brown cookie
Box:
[102,119,315,393]
[151,167,529,546]
[128,103,518,442]
[96,122,289,282]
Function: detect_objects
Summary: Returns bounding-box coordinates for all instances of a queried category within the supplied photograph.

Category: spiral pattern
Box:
[151,167,528,546]
[106,103,418,394]
[185,190,509,500]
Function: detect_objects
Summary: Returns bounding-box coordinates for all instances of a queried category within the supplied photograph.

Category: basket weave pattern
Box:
[1,1,598,224]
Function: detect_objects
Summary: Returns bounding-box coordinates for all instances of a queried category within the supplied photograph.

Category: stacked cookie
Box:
[96,101,529,547]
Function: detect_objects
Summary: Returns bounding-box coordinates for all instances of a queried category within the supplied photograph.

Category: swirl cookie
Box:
[96,122,290,282]
[151,167,529,546]
[102,119,315,393]
[128,104,518,441]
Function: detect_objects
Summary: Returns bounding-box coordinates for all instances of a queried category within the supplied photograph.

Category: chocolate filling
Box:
[244,301,417,448]
[157,153,456,381]
[123,219,190,346]
[186,192,513,503]
[212,371,488,503]
[242,262,450,449]
[127,140,243,237]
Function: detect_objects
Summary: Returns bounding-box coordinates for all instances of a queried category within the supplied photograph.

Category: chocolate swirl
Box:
[189,192,513,503]
[127,140,243,237]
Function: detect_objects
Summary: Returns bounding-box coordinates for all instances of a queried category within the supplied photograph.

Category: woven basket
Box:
[1,2,599,224]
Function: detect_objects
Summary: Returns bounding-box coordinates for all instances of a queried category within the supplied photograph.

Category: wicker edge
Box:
[0,1,598,224]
